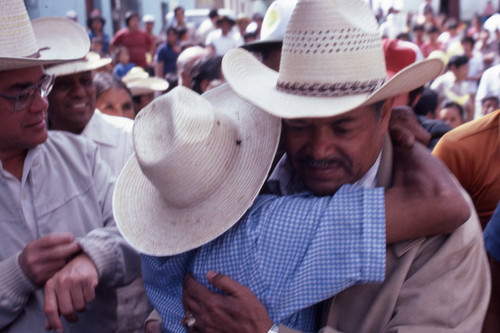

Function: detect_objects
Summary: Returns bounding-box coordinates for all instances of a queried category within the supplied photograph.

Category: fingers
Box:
[44,280,64,332]
[19,234,81,286]
[206,270,249,296]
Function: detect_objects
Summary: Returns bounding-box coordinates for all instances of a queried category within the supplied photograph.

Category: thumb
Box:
[206,270,248,296]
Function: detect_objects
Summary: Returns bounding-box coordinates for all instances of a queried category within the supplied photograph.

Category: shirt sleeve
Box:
[78,142,141,287]
[253,184,386,321]
[484,202,500,262]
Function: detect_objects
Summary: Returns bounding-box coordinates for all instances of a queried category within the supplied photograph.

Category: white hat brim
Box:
[0,17,90,71]
[113,84,281,256]
[222,48,444,119]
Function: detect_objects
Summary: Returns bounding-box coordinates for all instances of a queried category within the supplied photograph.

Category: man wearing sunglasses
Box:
[0,1,141,333]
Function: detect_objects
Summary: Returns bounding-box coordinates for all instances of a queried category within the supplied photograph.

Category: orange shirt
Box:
[433,110,500,228]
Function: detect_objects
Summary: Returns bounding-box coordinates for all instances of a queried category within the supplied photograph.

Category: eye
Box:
[17,87,34,102]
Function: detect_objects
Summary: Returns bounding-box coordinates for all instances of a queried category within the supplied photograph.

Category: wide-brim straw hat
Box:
[0,0,90,71]
[113,84,281,256]
[223,0,444,119]
[122,67,169,96]
[243,0,297,52]
[45,51,112,77]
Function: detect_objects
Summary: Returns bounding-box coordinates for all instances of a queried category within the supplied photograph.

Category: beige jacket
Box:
[282,138,491,333]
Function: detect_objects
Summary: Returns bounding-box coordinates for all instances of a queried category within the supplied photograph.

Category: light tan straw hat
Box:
[0,0,90,71]
[223,0,444,119]
[113,84,281,256]
[122,67,169,96]
[45,51,112,77]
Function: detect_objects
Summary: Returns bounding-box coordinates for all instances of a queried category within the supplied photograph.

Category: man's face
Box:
[0,66,49,157]
[283,102,391,195]
[175,9,185,23]
[482,98,499,115]
[47,71,96,134]
[167,30,178,45]
[128,16,140,31]
[438,106,463,128]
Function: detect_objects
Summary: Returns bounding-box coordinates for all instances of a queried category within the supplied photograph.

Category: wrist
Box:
[267,323,279,333]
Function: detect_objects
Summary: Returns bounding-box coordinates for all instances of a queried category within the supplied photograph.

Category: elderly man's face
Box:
[283,102,391,195]
[48,71,96,134]
[0,66,49,156]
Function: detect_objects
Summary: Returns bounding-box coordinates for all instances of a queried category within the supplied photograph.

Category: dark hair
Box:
[426,25,440,34]
[125,11,139,27]
[174,6,184,16]
[447,55,469,70]
[461,36,475,48]
[413,24,425,32]
[166,26,178,37]
[208,8,219,19]
[413,88,439,116]
[441,100,465,120]
[112,46,129,63]
[481,95,500,105]
[190,55,223,94]
[93,72,132,100]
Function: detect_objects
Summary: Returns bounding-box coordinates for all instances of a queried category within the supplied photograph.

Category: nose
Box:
[29,91,49,113]
[69,81,87,97]
[310,126,335,160]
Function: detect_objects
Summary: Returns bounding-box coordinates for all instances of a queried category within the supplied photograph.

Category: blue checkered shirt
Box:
[142,184,386,332]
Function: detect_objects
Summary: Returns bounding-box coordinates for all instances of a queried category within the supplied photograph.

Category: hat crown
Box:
[277,0,387,97]
[134,87,240,208]
[0,0,39,58]
[260,0,297,42]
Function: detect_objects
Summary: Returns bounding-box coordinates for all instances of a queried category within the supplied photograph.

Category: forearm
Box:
[0,254,37,328]
[386,143,470,243]
[79,226,141,287]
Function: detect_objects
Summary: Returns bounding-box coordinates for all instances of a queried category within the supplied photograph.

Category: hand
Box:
[145,319,162,333]
[182,271,273,333]
[18,233,81,287]
[389,106,431,149]
[43,254,99,332]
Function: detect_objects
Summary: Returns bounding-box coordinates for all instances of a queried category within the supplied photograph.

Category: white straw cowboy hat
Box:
[223,0,444,119]
[122,67,169,96]
[113,84,281,256]
[0,0,90,71]
[243,0,297,52]
[45,52,112,77]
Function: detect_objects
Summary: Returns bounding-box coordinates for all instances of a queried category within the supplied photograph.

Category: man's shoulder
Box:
[96,111,134,133]
[436,111,499,148]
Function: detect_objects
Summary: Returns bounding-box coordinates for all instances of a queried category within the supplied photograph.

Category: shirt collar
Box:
[81,109,117,148]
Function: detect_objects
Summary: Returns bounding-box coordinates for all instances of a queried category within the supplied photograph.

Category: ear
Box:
[379,97,394,134]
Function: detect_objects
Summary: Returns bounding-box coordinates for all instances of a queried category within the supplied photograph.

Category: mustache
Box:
[297,156,351,170]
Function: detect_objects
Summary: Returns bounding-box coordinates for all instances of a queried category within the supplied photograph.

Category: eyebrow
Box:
[5,75,46,92]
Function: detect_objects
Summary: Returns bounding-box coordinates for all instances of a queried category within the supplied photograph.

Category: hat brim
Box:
[241,39,283,52]
[45,57,112,77]
[0,17,90,71]
[126,77,169,96]
[222,48,444,119]
[113,84,281,256]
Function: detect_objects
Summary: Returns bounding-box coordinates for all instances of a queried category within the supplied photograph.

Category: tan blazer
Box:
[282,137,491,333]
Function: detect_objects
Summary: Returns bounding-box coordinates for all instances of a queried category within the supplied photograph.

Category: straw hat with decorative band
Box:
[113,84,281,256]
[45,52,112,77]
[223,0,444,119]
[0,0,90,71]
[122,67,169,96]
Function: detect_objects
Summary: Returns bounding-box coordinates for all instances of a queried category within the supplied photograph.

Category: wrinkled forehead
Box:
[0,66,44,88]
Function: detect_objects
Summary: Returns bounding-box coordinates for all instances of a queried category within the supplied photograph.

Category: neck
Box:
[1,150,27,181]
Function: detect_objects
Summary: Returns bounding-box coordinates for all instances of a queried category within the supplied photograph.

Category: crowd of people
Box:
[0,0,499,332]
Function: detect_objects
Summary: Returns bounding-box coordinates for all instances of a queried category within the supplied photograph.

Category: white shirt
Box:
[475,64,500,118]
[81,110,134,177]
[205,29,243,56]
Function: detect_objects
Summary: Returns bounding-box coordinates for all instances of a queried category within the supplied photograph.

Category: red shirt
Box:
[111,28,154,68]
